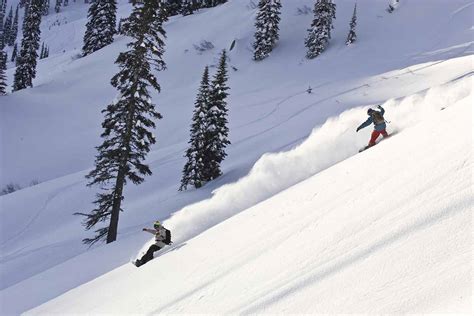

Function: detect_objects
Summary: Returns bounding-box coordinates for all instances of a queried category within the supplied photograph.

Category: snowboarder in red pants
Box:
[357,105,388,149]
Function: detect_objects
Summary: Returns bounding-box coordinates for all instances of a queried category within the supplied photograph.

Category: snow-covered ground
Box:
[27,84,473,314]
[0,0,473,314]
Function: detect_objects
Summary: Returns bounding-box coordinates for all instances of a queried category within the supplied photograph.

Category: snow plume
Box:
[162,76,472,246]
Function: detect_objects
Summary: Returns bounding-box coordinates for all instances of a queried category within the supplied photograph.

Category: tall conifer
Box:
[346,3,357,45]
[305,0,336,59]
[253,0,282,61]
[82,0,117,56]
[13,0,42,91]
[8,5,18,46]
[203,49,230,180]
[180,66,210,190]
[76,0,167,245]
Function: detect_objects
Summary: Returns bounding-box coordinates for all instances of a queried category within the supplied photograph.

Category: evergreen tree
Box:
[181,0,198,16]
[305,0,336,59]
[346,3,357,45]
[180,66,211,190]
[63,0,68,6]
[54,0,61,13]
[253,0,282,61]
[75,0,167,245]
[10,41,16,61]
[82,0,117,56]
[13,0,42,91]
[0,0,5,51]
[39,41,44,58]
[203,49,230,180]
[0,51,6,95]
[163,0,181,16]
[45,44,49,57]
[20,0,28,8]
[7,4,18,46]
[42,0,50,16]
[3,6,12,45]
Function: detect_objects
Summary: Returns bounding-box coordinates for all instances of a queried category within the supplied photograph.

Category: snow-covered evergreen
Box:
[10,41,17,61]
[7,4,18,46]
[305,0,336,59]
[76,0,167,245]
[346,3,357,45]
[13,0,42,91]
[180,65,211,191]
[253,0,282,61]
[54,0,61,13]
[82,0,117,56]
[3,5,12,45]
[0,54,6,94]
[203,49,230,180]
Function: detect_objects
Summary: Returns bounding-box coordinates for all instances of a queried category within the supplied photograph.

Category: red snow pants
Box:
[369,129,388,146]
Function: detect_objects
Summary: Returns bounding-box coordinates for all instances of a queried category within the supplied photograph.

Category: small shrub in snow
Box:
[193,40,214,54]
[1,183,21,196]
[296,5,312,16]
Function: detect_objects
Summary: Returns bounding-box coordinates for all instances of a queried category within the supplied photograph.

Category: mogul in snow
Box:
[356,105,389,151]
[134,221,172,267]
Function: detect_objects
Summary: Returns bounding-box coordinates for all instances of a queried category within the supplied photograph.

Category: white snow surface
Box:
[0,0,473,314]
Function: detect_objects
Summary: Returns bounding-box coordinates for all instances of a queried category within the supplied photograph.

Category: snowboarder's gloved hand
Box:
[142,228,147,231]
[356,127,361,132]
[377,105,382,109]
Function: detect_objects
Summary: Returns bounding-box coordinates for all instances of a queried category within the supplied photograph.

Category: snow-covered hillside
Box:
[1,0,472,314]
[27,86,473,314]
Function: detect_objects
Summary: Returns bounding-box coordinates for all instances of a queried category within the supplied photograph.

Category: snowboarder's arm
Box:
[357,117,372,131]
[378,105,385,115]
[142,228,156,235]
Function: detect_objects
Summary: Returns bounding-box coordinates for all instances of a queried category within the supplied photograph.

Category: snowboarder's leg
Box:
[381,129,389,138]
[137,244,161,266]
[368,130,382,146]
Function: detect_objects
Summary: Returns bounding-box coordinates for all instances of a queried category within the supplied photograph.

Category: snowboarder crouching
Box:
[356,105,388,148]
[135,221,171,267]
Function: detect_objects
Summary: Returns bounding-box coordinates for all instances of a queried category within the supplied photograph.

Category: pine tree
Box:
[45,44,49,57]
[7,4,18,46]
[82,0,117,56]
[13,0,42,91]
[0,52,6,95]
[163,0,182,16]
[253,0,282,61]
[305,0,336,59]
[203,49,230,180]
[10,41,17,61]
[54,0,61,13]
[39,41,44,58]
[181,0,196,16]
[3,6,13,45]
[180,66,211,190]
[346,3,357,45]
[75,0,167,245]
[0,0,5,51]
[42,0,50,16]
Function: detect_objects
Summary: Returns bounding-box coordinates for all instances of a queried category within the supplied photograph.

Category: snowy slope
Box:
[27,83,472,314]
[0,0,473,314]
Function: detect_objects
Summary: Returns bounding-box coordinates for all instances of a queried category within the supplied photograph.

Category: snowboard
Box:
[359,131,397,153]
